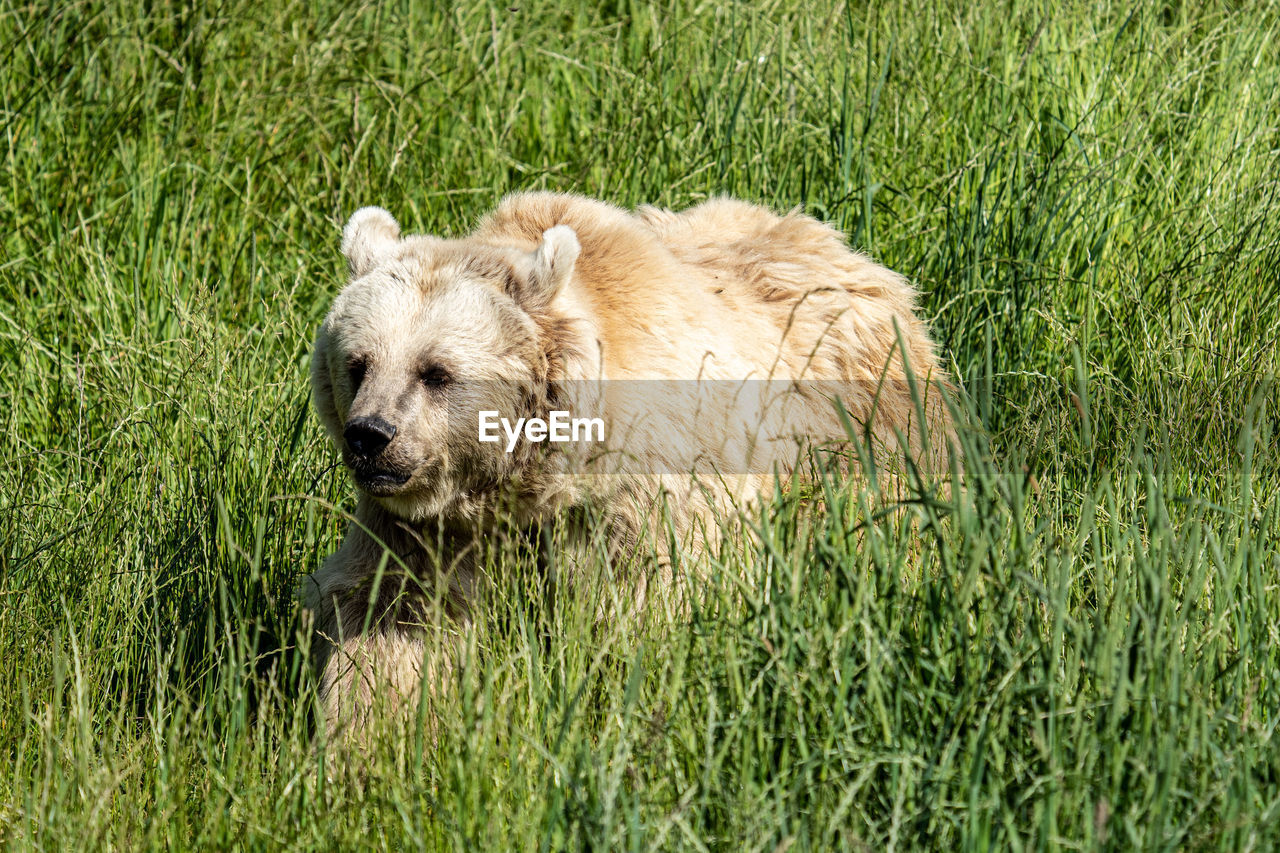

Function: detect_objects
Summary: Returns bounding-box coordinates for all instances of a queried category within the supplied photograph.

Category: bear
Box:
[304,192,952,743]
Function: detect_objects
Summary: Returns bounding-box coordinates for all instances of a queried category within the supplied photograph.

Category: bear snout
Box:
[344,415,397,458]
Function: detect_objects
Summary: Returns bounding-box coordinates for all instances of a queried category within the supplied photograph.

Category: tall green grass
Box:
[2,0,1278,848]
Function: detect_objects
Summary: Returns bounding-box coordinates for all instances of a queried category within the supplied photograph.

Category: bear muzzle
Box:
[344,415,397,457]
[342,415,417,495]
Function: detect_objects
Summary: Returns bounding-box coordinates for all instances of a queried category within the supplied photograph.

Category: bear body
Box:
[305,193,950,739]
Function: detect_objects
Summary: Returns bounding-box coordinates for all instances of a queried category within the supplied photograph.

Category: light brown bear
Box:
[305,192,951,741]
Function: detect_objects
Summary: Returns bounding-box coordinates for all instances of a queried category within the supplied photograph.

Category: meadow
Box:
[2,0,1279,848]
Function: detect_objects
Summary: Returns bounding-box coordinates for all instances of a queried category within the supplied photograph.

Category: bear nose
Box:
[344,416,397,457]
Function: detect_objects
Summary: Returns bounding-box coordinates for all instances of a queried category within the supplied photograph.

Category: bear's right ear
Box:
[342,207,400,276]
[521,225,580,307]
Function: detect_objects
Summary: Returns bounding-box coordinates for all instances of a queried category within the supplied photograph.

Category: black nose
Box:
[344,416,396,457]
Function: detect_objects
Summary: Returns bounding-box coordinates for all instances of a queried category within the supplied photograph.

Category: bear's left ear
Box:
[342,207,401,277]
[522,225,579,307]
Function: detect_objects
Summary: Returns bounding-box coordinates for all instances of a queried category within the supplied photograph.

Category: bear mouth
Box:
[352,466,412,496]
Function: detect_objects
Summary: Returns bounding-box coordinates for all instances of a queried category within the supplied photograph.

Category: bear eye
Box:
[348,355,368,389]
[420,366,451,389]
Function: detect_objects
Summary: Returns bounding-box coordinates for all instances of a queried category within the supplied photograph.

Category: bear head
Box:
[311,206,581,521]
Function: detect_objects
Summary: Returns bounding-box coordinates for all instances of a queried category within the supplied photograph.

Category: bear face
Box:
[311,207,582,521]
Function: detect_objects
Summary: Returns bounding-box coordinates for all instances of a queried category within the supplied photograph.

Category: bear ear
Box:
[523,225,580,306]
[342,207,401,277]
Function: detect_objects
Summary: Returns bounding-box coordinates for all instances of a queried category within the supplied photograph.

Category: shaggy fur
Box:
[304,192,951,742]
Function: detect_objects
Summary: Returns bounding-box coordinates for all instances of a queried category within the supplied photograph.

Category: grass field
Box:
[2,0,1279,848]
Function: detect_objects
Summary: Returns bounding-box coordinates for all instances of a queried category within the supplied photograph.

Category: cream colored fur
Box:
[304,192,952,745]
